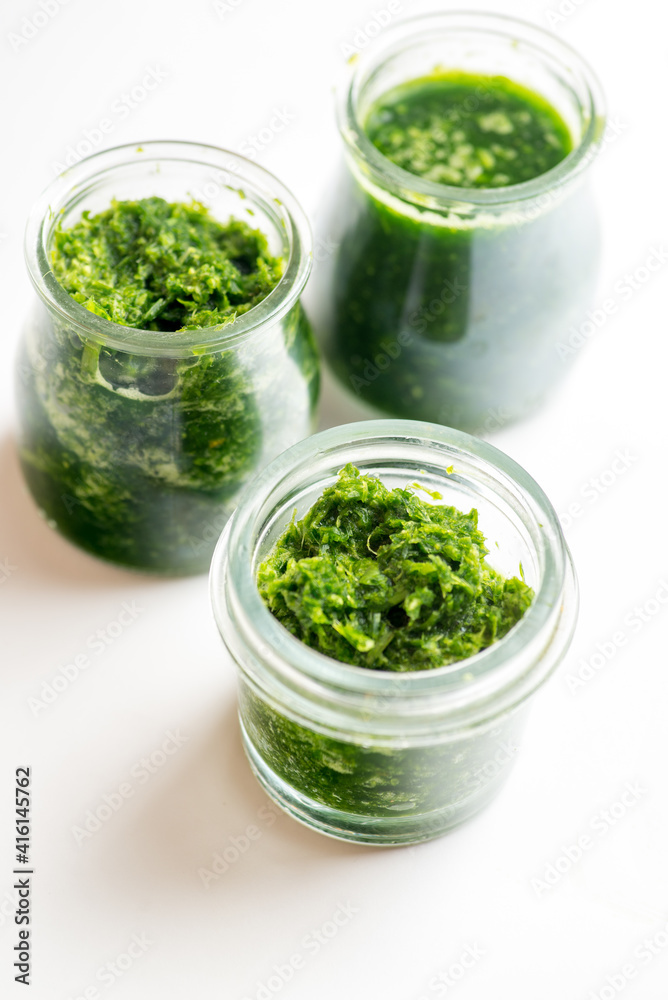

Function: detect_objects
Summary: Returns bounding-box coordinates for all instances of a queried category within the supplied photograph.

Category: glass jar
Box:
[210,420,577,845]
[17,141,319,575]
[311,12,605,432]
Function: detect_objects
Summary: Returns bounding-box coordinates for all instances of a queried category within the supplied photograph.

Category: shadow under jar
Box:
[17,141,319,575]
[313,12,605,432]
[210,420,578,845]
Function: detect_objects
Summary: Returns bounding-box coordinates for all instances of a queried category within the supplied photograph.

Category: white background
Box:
[1,0,667,997]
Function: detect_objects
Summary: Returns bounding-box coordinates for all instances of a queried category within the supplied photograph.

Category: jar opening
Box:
[338,11,606,210]
[24,141,313,357]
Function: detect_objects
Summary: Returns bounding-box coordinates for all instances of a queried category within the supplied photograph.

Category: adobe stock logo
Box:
[8,0,73,52]
[531,782,647,896]
[241,903,359,1000]
[71,730,189,846]
[27,601,143,717]
[340,2,402,58]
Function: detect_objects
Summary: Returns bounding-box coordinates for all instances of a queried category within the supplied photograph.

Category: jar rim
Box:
[24,140,313,358]
[211,420,578,729]
[336,10,606,211]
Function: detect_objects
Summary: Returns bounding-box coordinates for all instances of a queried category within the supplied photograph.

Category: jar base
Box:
[240,721,502,846]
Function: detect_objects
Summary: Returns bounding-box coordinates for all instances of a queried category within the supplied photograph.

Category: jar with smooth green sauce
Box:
[311,12,606,432]
[210,420,578,845]
[17,141,319,575]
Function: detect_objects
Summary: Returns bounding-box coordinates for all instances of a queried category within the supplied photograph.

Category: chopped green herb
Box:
[17,198,319,573]
[51,196,283,331]
[258,464,533,671]
[245,466,534,826]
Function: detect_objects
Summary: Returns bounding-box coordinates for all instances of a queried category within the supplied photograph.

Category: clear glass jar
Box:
[311,12,605,432]
[17,141,319,575]
[210,420,578,845]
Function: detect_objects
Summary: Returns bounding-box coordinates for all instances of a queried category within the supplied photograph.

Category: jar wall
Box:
[317,168,600,431]
[238,676,529,844]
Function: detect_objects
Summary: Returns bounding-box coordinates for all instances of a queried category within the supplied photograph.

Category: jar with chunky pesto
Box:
[210,420,577,845]
[17,141,319,574]
[312,12,605,432]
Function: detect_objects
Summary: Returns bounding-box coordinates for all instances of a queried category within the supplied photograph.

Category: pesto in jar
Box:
[320,71,600,431]
[17,197,319,573]
[258,464,533,671]
[50,197,283,330]
[365,72,572,188]
[247,464,534,821]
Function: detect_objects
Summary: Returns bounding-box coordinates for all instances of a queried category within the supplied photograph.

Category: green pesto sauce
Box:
[321,69,598,431]
[17,198,319,574]
[258,464,533,672]
[241,686,521,825]
[51,197,283,330]
[365,72,572,188]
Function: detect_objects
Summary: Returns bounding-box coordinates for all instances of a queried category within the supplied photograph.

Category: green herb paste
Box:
[245,465,533,828]
[51,197,283,330]
[365,72,572,188]
[17,198,319,574]
[258,464,533,671]
[241,684,523,824]
[320,71,599,431]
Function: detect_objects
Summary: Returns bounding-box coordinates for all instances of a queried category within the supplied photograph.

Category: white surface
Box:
[1,0,667,997]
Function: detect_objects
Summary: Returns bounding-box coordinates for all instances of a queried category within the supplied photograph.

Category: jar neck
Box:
[337,12,606,216]
[24,141,312,358]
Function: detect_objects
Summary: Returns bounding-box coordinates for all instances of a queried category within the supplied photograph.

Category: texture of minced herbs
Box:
[50,197,283,330]
[365,71,573,188]
[257,464,534,671]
